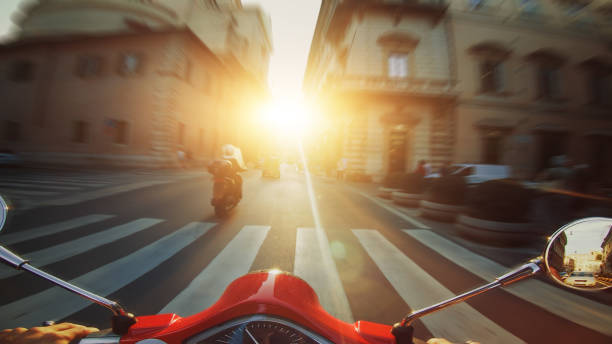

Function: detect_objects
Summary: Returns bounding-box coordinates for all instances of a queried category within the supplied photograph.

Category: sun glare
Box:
[260,98,315,138]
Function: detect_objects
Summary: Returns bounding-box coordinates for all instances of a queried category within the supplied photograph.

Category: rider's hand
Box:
[427,339,481,344]
[0,323,99,344]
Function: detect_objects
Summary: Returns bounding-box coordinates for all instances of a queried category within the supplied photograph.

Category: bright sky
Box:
[0,0,20,39]
[0,0,321,99]
[564,219,611,254]
[243,0,321,99]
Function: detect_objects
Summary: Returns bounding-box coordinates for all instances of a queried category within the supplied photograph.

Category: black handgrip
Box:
[391,323,415,344]
[112,313,137,335]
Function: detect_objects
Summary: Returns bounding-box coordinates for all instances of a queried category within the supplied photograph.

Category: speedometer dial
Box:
[187,316,330,344]
[206,321,311,344]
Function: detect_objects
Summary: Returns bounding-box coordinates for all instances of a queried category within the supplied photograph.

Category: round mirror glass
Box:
[545,217,612,291]
[0,195,7,233]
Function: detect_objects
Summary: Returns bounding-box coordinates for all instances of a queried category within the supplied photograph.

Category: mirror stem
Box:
[400,258,543,327]
[0,246,128,317]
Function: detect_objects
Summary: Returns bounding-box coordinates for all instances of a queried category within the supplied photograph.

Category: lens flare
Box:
[258,97,317,138]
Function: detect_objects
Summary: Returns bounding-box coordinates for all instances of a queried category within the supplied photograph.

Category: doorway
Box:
[388,127,408,173]
[536,131,568,171]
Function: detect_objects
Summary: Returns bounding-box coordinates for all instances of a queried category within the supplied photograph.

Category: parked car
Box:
[0,150,22,167]
[564,271,597,287]
[427,164,510,184]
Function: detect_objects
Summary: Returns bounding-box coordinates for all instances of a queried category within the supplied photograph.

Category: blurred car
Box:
[426,164,510,184]
[564,271,596,287]
[0,150,22,167]
[262,157,280,178]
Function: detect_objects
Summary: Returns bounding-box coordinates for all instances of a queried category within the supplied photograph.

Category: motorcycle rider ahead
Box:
[220,144,246,199]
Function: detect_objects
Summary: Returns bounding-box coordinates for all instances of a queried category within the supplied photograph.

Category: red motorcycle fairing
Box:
[119,270,395,344]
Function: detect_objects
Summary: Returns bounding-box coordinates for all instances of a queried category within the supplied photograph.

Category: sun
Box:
[259,97,314,137]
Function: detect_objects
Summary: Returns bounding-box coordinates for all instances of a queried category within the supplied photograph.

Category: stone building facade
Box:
[305,0,612,183]
[0,0,271,167]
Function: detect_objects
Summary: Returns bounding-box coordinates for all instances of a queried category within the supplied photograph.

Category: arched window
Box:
[8,60,35,82]
[377,32,420,79]
[468,42,512,94]
[525,49,566,100]
[580,57,612,106]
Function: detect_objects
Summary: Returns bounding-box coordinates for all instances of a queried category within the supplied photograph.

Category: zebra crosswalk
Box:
[0,170,207,209]
[0,215,611,342]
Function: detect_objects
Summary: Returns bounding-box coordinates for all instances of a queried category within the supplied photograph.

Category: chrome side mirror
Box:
[0,194,7,233]
[398,217,611,328]
[544,217,612,291]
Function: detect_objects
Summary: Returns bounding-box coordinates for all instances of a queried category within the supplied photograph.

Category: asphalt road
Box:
[0,166,611,343]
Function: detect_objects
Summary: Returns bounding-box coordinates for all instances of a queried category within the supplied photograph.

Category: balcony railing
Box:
[324,74,456,97]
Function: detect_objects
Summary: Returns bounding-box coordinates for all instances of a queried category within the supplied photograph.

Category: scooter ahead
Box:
[0,194,609,344]
[208,159,241,217]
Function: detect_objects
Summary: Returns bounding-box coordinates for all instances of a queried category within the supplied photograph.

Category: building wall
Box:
[344,15,451,80]
[0,31,229,167]
[15,0,272,86]
[449,1,612,178]
[318,6,454,179]
[16,0,181,37]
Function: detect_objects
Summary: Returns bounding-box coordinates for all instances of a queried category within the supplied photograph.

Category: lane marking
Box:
[160,225,270,316]
[404,230,612,336]
[353,229,523,343]
[294,227,354,323]
[0,214,115,245]
[0,221,215,328]
[352,189,430,229]
[0,218,164,279]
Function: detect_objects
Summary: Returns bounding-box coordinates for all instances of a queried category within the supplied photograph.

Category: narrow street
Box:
[0,166,610,343]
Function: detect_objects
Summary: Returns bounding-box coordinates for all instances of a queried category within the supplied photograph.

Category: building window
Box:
[482,133,503,164]
[76,56,103,78]
[115,120,128,144]
[589,73,610,106]
[104,119,128,144]
[479,60,504,94]
[388,53,409,78]
[556,0,588,16]
[470,0,485,10]
[8,60,35,82]
[71,121,89,143]
[118,53,143,75]
[178,122,185,145]
[3,121,21,141]
[537,66,561,100]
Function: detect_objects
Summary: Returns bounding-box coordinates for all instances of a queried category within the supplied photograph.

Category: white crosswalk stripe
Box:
[0,170,206,210]
[353,229,524,343]
[0,182,81,191]
[0,214,114,245]
[294,227,354,323]
[0,218,164,279]
[160,225,271,316]
[0,221,216,328]
[0,216,610,340]
[1,190,59,197]
[404,229,612,337]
